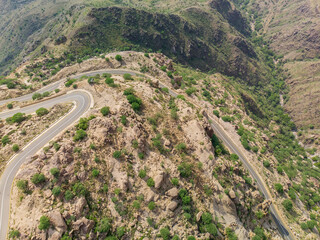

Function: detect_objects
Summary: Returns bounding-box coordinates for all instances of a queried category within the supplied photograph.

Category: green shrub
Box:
[16,180,28,193]
[6,112,26,124]
[300,222,308,230]
[123,73,133,80]
[263,160,270,168]
[50,168,60,178]
[255,210,264,219]
[222,116,232,122]
[178,162,193,178]
[31,173,46,185]
[7,103,13,109]
[213,110,220,118]
[230,154,239,161]
[277,166,283,174]
[115,55,122,61]
[116,227,126,238]
[275,183,284,193]
[32,93,42,100]
[42,91,50,98]
[132,200,141,209]
[8,229,20,239]
[160,228,171,240]
[121,115,127,125]
[288,188,296,200]
[138,152,144,159]
[113,150,122,159]
[36,107,49,116]
[101,106,110,116]
[226,228,238,240]
[52,186,61,197]
[282,199,293,211]
[160,65,167,71]
[175,143,187,152]
[53,142,60,151]
[64,190,74,201]
[73,130,87,141]
[92,169,100,177]
[77,118,89,130]
[1,135,10,146]
[96,218,111,233]
[38,216,50,230]
[147,178,155,187]
[138,169,146,178]
[73,182,87,196]
[148,201,156,211]
[171,178,179,186]
[12,144,19,152]
[187,236,196,240]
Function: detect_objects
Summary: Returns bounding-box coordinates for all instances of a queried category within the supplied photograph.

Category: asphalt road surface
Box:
[0,69,294,240]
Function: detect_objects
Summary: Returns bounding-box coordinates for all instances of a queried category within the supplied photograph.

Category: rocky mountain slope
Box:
[2,51,318,239]
[233,0,320,153]
[7,52,278,240]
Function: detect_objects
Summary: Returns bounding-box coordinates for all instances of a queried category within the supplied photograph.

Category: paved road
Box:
[0,68,294,240]
[0,69,138,239]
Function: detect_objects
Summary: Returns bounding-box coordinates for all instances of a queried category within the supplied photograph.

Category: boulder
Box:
[154,172,165,189]
[48,211,67,233]
[167,201,178,211]
[196,211,203,222]
[166,187,179,198]
[75,197,87,217]
[229,190,236,199]
[145,189,155,202]
[73,217,95,235]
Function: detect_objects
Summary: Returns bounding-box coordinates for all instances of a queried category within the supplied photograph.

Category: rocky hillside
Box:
[8,52,279,240]
[4,51,319,239]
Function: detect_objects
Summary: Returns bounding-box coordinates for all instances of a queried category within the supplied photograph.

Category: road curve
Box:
[0,69,138,239]
[0,68,294,240]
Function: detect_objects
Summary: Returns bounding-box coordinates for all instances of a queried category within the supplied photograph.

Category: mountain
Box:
[0,0,319,239]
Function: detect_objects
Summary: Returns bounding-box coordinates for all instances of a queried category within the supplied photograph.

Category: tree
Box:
[52,186,61,197]
[148,201,156,211]
[160,228,171,240]
[64,190,74,201]
[101,107,110,116]
[50,168,60,178]
[138,169,146,178]
[275,183,284,194]
[147,178,155,187]
[1,135,10,146]
[12,144,19,152]
[31,173,46,185]
[123,73,133,80]
[115,55,122,61]
[36,107,49,116]
[7,103,13,109]
[6,112,25,124]
[8,229,20,239]
[282,199,293,211]
[38,216,50,230]
[32,93,42,100]
[92,169,100,177]
[16,180,28,193]
[96,218,111,233]
[73,130,87,141]
[113,150,122,159]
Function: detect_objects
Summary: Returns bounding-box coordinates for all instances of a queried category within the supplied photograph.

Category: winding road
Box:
[0,68,294,239]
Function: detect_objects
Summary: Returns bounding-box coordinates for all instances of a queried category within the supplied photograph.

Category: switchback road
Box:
[0,68,294,240]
